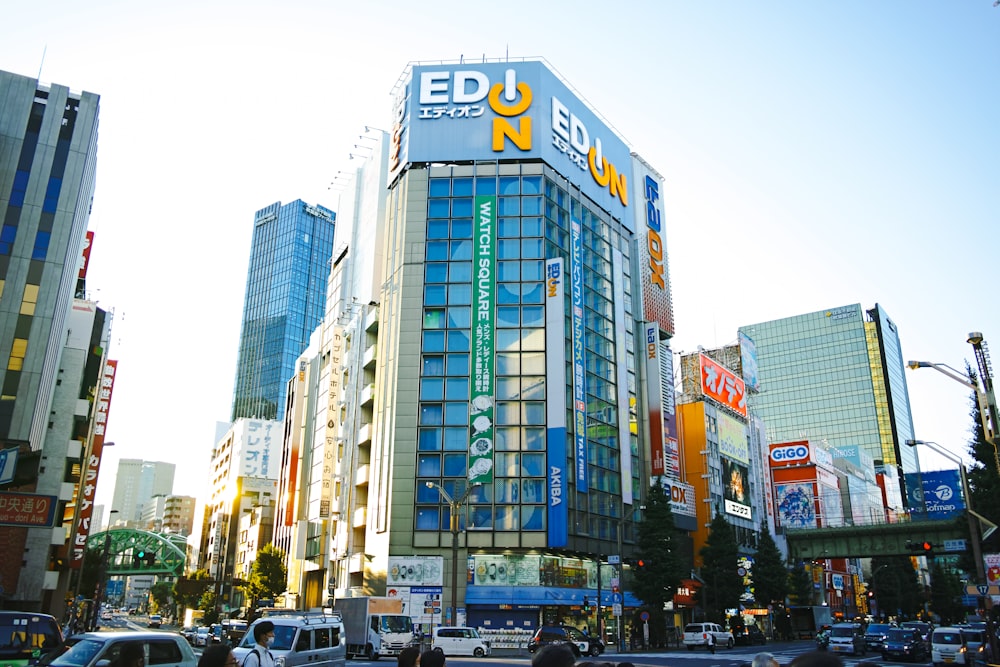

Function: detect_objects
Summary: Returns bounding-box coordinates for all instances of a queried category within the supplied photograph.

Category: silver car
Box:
[49,631,197,667]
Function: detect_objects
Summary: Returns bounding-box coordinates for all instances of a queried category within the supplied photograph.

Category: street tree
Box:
[149,581,172,615]
[966,364,1000,552]
[632,478,683,646]
[928,561,965,625]
[173,569,212,613]
[751,528,788,608]
[787,561,813,606]
[698,511,743,624]
[240,544,288,611]
[870,556,921,619]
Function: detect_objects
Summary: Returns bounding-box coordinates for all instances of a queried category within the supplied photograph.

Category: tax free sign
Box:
[393,61,632,226]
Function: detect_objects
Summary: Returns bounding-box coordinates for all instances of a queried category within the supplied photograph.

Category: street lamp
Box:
[424,481,482,626]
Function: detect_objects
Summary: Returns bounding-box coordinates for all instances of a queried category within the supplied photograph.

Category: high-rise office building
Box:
[0,70,100,450]
[738,303,917,512]
[110,459,176,525]
[291,60,677,631]
[231,200,336,422]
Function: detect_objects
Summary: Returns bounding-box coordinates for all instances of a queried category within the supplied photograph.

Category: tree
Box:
[928,561,965,625]
[199,590,220,626]
[870,556,921,619]
[787,561,813,606]
[149,581,172,615]
[751,528,788,608]
[631,478,683,646]
[240,544,288,611]
[698,511,743,623]
[173,569,212,612]
[966,365,1000,553]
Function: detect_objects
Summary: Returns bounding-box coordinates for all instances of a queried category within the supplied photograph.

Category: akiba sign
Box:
[395,62,633,226]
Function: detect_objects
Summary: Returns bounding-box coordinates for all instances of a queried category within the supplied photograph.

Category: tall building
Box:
[738,303,917,513]
[0,70,100,450]
[111,459,176,525]
[281,59,677,633]
[231,200,336,422]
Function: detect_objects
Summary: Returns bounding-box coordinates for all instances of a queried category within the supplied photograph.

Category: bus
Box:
[0,611,63,667]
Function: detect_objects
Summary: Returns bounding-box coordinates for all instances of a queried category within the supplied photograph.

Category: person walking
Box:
[706,630,716,654]
[241,621,276,667]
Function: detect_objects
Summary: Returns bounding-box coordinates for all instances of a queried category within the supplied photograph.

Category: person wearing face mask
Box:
[241,621,276,667]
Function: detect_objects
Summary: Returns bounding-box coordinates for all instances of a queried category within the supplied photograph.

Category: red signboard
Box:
[699,354,747,417]
[78,231,94,279]
[0,492,58,527]
[70,359,117,567]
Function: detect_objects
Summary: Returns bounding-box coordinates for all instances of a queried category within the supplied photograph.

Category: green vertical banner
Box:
[469,195,496,484]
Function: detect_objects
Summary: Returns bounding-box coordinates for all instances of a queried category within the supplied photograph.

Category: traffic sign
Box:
[640,611,649,621]
[944,539,967,552]
[612,603,622,617]
[978,585,989,596]
[608,555,620,565]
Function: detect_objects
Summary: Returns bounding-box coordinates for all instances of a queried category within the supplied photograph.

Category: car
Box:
[961,629,991,665]
[900,621,932,645]
[100,611,113,621]
[0,611,64,667]
[233,612,345,667]
[526,625,604,657]
[881,628,929,662]
[148,614,162,629]
[828,622,865,656]
[733,625,766,646]
[181,627,198,645]
[682,622,734,650]
[931,627,968,667]
[194,627,211,647]
[864,622,895,652]
[430,627,491,657]
[47,631,197,667]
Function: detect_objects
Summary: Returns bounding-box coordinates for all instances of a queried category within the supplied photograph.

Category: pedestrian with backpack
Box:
[241,621,276,667]
[706,631,716,654]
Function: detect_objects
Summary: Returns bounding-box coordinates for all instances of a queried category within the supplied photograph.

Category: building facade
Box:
[231,200,336,422]
[739,304,918,513]
[293,59,678,635]
[110,459,176,526]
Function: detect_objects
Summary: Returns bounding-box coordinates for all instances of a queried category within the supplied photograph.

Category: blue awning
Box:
[466,585,642,607]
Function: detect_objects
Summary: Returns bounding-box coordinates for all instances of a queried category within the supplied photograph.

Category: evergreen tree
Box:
[928,561,965,625]
[871,556,921,619]
[751,528,788,607]
[149,581,172,615]
[241,544,288,610]
[965,364,1000,552]
[698,511,743,623]
[173,569,212,613]
[632,478,683,646]
[787,561,813,606]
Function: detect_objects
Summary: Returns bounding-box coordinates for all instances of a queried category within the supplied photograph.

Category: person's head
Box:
[752,652,779,667]
[789,651,844,667]
[253,620,276,645]
[418,650,445,667]
[398,647,420,667]
[198,645,236,667]
[117,642,145,667]
[531,644,576,667]
[617,662,636,667]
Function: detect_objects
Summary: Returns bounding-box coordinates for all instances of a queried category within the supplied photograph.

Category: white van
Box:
[828,622,865,656]
[233,611,346,667]
[931,627,968,667]
[431,627,491,657]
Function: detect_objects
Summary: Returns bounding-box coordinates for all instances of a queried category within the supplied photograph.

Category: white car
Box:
[49,631,197,667]
[682,622,734,650]
[431,627,491,657]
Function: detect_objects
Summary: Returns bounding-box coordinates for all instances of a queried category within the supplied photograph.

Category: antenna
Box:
[37,45,47,81]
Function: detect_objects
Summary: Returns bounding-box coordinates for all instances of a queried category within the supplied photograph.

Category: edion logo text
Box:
[770,444,809,463]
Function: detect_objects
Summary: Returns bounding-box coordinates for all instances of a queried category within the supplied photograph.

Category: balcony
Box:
[364,308,378,333]
[352,507,367,528]
[357,423,372,445]
[354,464,370,486]
[363,346,376,370]
[360,384,375,407]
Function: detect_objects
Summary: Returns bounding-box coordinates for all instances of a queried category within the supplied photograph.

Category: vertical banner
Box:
[612,249,633,504]
[661,339,680,479]
[644,323,665,477]
[469,196,496,484]
[545,258,568,546]
[570,219,588,489]
[71,359,117,567]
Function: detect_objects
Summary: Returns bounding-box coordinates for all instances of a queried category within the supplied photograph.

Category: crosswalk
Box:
[614,646,893,665]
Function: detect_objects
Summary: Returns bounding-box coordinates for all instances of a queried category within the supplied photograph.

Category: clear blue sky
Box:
[2,1,997,508]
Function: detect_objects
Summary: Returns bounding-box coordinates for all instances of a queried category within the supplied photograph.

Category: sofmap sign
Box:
[904,470,965,520]
[396,62,633,226]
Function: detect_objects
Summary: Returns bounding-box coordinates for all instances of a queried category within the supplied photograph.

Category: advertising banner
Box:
[631,156,673,335]
[469,195,497,484]
[722,457,752,519]
[78,230,94,279]
[398,62,632,225]
[388,556,445,587]
[612,249,633,504]
[545,258,568,546]
[241,419,280,478]
[775,482,817,529]
[738,331,759,392]
[644,323,665,477]
[904,470,965,520]
[665,478,696,518]
[571,219,587,488]
[699,354,747,417]
[718,412,749,464]
[71,359,117,567]
[769,441,811,467]
[986,554,1000,585]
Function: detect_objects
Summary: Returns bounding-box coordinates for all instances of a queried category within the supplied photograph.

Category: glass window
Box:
[522,505,545,530]
[522,282,543,303]
[499,218,520,237]
[449,262,472,282]
[495,402,518,425]
[522,329,544,350]
[426,241,448,261]
[450,240,472,260]
[471,506,492,529]
[522,306,544,327]
[448,307,471,328]
[522,479,545,502]
[428,200,450,218]
[425,285,446,306]
[522,352,545,374]
[443,427,468,450]
[524,427,545,450]
[495,505,519,531]
[523,176,542,194]
[496,353,520,375]
[451,219,472,239]
[423,355,444,375]
[522,217,543,237]
[429,179,451,197]
[496,453,519,476]
[417,455,441,476]
[521,376,545,400]
[448,284,471,305]
[452,198,473,218]
[445,377,468,400]
[424,309,446,329]
[423,331,445,352]
[416,508,440,530]
[447,330,470,352]
[453,177,473,196]
[444,402,467,425]
[420,404,442,425]
[443,453,467,477]
[475,178,497,195]
[497,307,519,327]
[421,378,443,401]
[419,428,442,451]
[497,261,520,282]
[446,353,469,375]
[427,219,449,238]
[521,453,545,476]
[523,402,545,424]
[498,239,520,259]
[496,329,520,353]
[522,238,543,258]
[495,426,519,450]
[522,260,543,281]
[426,263,447,282]
[499,197,520,216]
[495,479,520,502]
[522,197,542,216]
[497,284,520,305]
[499,176,520,195]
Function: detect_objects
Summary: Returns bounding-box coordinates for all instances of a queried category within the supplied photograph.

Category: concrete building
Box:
[110,459,176,526]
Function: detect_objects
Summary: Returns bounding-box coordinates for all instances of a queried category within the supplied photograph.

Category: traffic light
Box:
[906,540,935,554]
[867,590,874,599]
[636,558,650,570]
[583,596,590,612]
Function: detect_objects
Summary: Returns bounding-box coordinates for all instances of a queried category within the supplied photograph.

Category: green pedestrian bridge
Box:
[86,528,187,576]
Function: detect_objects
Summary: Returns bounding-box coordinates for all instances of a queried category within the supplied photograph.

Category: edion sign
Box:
[770,444,809,464]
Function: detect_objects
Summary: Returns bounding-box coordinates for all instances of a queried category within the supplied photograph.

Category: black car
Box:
[734,625,766,646]
[527,625,604,657]
[881,628,928,662]
[864,623,894,652]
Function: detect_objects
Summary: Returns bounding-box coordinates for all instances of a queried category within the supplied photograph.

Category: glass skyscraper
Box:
[231,200,335,422]
[738,303,917,512]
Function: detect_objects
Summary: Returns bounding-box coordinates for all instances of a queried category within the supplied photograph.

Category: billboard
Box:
[722,457,752,520]
[632,156,674,335]
[644,323,666,477]
[718,412,749,464]
[571,219,587,488]
[775,482,817,529]
[469,195,497,485]
[904,470,965,520]
[769,441,811,467]
[699,354,747,417]
[0,492,58,528]
[395,62,632,225]
[738,331,760,392]
[388,555,445,587]
[986,554,1000,586]
[545,258,568,546]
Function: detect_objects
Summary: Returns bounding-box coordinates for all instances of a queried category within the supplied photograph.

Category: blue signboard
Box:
[394,62,633,228]
[905,470,965,520]
[570,220,587,488]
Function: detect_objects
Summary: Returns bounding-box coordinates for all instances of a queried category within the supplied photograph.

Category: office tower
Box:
[0,70,100,450]
[739,303,917,512]
[231,200,336,422]
[307,60,676,632]
[111,459,176,525]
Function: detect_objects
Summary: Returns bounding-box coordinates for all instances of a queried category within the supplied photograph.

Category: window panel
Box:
[522,217,543,237]
[449,262,472,282]
[499,218,520,238]
[445,377,468,400]
[446,353,469,375]
[451,219,472,239]
[428,200,450,218]
[427,219,449,238]
[420,404,442,425]
[448,284,471,305]
[471,507,493,529]
[524,427,545,451]
[522,479,545,502]
[447,330,470,352]
[416,508,441,530]
[475,178,497,195]
[444,402,467,425]
[499,176,520,195]
[423,331,445,352]
[450,240,472,260]
[522,352,545,375]
[417,455,441,476]
[427,241,448,261]
[423,355,445,375]
[523,402,545,424]
[522,328,544,351]
[452,198,473,218]
[521,377,545,400]
[425,285,446,306]
[425,263,447,283]
[496,452,519,476]
[448,307,471,328]
[497,261,521,282]
[424,309,446,329]
[495,479,520,503]
[522,306,544,327]
[498,239,520,259]
[521,453,545,476]
[453,178,473,196]
[521,506,545,530]
[496,329,520,352]
[496,352,520,375]
[497,307,519,327]
[495,506,519,531]
[419,428,442,451]
[495,426,520,450]
[429,179,451,197]
[522,260,544,281]
[443,453,468,477]
[443,427,468,451]
[420,378,443,401]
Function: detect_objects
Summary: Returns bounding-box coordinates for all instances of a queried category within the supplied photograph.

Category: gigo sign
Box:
[770,443,810,464]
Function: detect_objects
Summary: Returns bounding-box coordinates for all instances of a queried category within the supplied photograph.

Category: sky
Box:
[2,1,997,510]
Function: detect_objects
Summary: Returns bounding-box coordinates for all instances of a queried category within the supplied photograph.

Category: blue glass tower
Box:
[231,200,335,422]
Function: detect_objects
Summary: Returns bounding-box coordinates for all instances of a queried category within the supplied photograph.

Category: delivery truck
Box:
[334,596,416,660]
